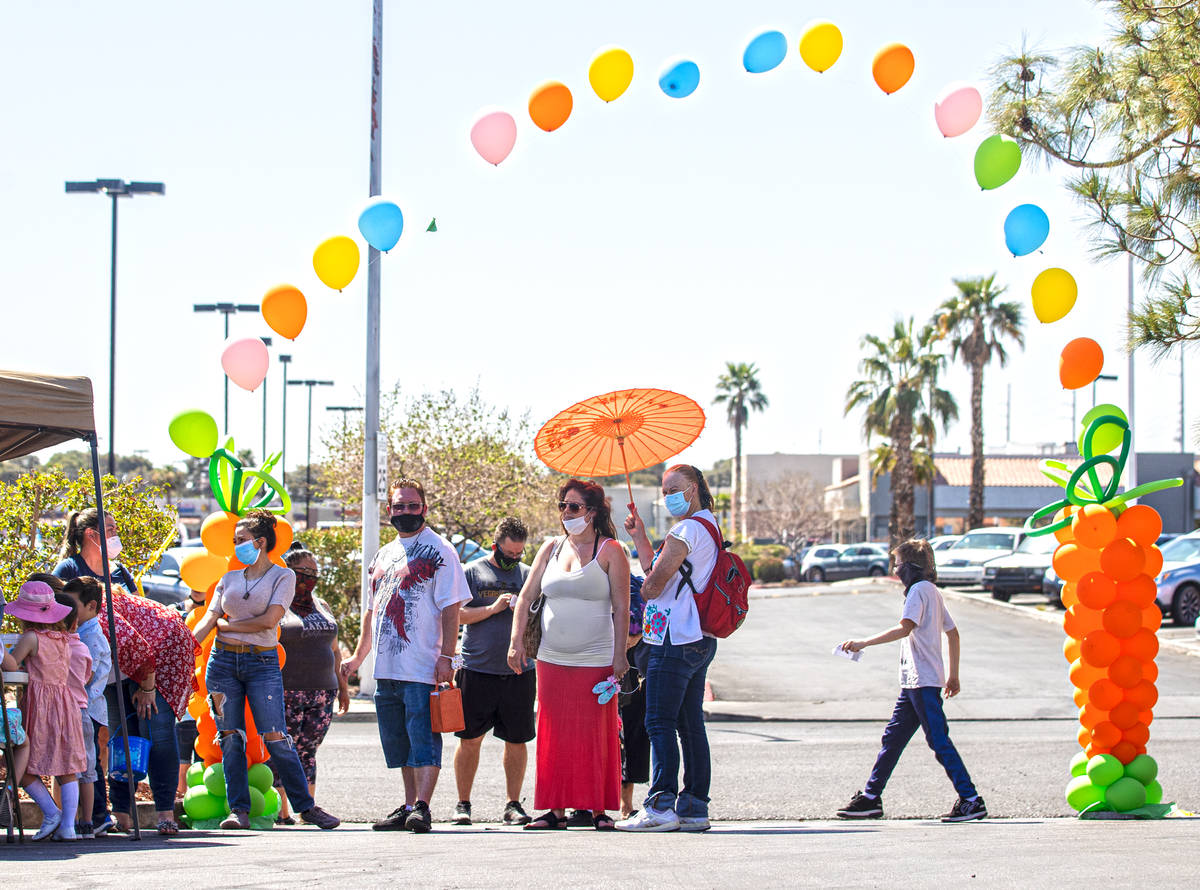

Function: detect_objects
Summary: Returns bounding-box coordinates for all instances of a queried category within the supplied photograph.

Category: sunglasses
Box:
[557,501,589,515]
[390,501,423,513]
[293,570,319,580]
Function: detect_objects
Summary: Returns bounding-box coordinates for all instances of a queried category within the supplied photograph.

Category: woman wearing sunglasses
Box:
[507,479,630,831]
[269,543,352,824]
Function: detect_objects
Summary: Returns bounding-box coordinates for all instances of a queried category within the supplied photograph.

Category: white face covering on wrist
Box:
[562,515,589,536]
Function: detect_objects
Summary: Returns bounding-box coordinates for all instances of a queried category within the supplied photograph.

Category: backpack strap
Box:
[673,515,724,598]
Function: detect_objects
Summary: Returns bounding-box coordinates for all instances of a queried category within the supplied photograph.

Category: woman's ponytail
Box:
[59,508,100,561]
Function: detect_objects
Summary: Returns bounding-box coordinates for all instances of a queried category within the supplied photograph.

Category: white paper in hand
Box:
[832,645,863,663]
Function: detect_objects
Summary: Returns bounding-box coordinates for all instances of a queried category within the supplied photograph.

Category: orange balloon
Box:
[1054,543,1102,582]
[268,516,294,561]
[1069,657,1106,690]
[184,608,203,630]
[1122,628,1159,661]
[1078,704,1109,729]
[1124,679,1158,711]
[1116,575,1156,608]
[1080,629,1120,667]
[244,704,268,765]
[1108,654,1143,688]
[1137,709,1154,726]
[1100,537,1145,581]
[1073,687,1088,708]
[261,284,308,340]
[1063,636,1082,663]
[1108,700,1140,730]
[1089,678,1123,710]
[1122,722,1150,747]
[180,550,231,593]
[1143,546,1163,579]
[186,694,206,720]
[1053,506,1081,544]
[276,644,286,670]
[201,511,241,558]
[1115,504,1162,547]
[1059,338,1104,390]
[1076,572,1117,610]
[1077,725,1091,749]
[1071,504,1116,549]
[1111,740,1138,764]
[1102,600,1142,638]
[871,43,914,94]
[195,711,221,763]
[1143,659,1159,684]
[1063,604,1103,640]
[1091,721,1121,748]
[528,81,573,132]
[1141,603,1162,633]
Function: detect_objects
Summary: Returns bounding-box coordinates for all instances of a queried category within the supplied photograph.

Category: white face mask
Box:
[105,535,122,559]
[562,515,589,536]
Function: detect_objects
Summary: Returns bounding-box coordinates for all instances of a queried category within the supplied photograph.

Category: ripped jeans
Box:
[205,647,315,815]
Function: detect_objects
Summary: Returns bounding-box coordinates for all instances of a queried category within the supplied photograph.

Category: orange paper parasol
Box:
[535,388,706,506]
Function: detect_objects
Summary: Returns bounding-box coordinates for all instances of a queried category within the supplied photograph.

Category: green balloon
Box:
[1069,751,1089,778]
[1105,776,1147,812]
[1145,779,1163,805]
[974,134,1022,190]
[262,786,281,818]
[186,762,205,788]
[1086,753,1123,787]
[1079,404,1127,456]
[168,410,220,459]
[249,786,266,818]
[1124,753,1158,786]
[248,762,274,793]
[183,787,225,821]
[1065,775,1106,812]
[204,763,227,798]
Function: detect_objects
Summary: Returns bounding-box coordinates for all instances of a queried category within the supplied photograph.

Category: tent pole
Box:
[88,436,141,841]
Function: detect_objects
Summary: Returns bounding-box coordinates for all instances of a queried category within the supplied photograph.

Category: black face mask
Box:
[390,513,424,534]
[493,546,521,572]
[897,561,925,591]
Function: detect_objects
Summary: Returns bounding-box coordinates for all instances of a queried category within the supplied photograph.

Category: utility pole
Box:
[288,379,334,529]
[279,354,292,486]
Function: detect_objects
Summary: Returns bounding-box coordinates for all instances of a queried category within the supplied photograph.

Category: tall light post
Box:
[259,336,272,464]
[327,405,363,522]
[288,379,333,529]
[193,302,260,432]
[65,178,164,475]
[279,354,292,487]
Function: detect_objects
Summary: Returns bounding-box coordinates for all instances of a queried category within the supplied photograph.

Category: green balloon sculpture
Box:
[204,763,227,798]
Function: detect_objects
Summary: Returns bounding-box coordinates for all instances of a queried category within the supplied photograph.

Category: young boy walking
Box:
[836,539,986,823]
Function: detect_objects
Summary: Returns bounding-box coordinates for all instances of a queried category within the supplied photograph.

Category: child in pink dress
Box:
[1,581,90,841]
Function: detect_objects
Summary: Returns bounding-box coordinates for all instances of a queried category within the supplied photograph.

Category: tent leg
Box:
[88,436,141,841]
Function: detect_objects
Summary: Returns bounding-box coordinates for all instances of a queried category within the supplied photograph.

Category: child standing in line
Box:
[63,577,112,839]
[0,581,90,841]
[836,539,987,823]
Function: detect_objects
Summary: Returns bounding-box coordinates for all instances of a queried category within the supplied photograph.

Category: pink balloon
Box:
[933,83,982,138]
[220,337,269,392]
[470,111,517,166]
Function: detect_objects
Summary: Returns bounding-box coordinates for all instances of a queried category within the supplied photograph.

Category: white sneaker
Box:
[615,807,679,832]
[53,822,78,842]
[32,810,62,842]
[677,815,711,832]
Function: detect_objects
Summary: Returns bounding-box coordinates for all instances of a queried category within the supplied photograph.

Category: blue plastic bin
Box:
[108,735,151,782]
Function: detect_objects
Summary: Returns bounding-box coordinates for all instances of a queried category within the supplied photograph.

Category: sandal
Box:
[156,819,180,837]
[522,811,567,830]
[592,812,616,831]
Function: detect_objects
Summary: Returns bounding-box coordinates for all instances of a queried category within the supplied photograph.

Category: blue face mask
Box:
[234,540,260,566]
[664,488,692,518]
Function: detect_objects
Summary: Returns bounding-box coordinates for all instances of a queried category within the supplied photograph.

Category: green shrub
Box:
[295,527,362,648]
[741,556,758,579]
[754,557,785,583]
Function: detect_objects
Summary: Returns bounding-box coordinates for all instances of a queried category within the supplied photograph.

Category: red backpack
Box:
[675,516,750,638]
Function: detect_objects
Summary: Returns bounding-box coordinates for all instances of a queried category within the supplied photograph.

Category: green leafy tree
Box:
[846,319,957,551]
[934,275,1025,529]
[988,4,1200,354]
[713,362,769,542]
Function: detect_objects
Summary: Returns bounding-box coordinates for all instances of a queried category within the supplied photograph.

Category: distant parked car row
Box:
[800,544,888,582]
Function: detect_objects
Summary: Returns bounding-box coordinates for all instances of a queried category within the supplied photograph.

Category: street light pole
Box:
[65,178,164,475]
[326,405,363,522]
[279,355,292,487]
[288,379,333,529]
[260,336,272,464]
[192,302,260,432]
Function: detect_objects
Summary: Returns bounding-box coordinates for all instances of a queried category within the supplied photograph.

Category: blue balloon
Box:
[1003,204,1049,256]
[358,200,404,252]
[659,60,700,99]
[743,31,787,74]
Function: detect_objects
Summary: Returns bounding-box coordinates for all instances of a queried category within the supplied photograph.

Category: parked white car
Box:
[935,528,1026,586]
[929,535,962,552]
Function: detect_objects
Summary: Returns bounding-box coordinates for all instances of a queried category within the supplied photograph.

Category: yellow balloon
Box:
[799,21,843,73]
[313,236,360,291]
[588,47,634,102]
[1031,267,1078,323]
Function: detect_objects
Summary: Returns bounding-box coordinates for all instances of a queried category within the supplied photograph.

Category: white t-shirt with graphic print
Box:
[367,527,472,684]
[642,510,720,647]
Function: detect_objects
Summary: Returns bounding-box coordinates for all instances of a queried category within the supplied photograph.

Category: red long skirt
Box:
[534,660,620,812]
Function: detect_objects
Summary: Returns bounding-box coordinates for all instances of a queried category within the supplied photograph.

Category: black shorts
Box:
[454,668,536,743]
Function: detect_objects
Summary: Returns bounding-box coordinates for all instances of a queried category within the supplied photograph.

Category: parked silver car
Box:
[936,528,1026,586]
[139,546,199,607]
[801,544,888,582]
[981,533,1058,601]
[1153,533,1200,626]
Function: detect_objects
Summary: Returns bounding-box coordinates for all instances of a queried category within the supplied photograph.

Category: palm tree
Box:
[713,362,769,541]
[846,319,957,552]
[934,275,1025,530]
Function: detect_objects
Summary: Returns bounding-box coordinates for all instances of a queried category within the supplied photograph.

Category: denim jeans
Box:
[374,679,441,768]
[643,632,718,817]
[865,687,977,799]
[205,647,315,815]
[105,679,179,814]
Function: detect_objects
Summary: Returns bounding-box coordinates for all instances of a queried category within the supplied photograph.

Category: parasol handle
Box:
[616,436,635,512]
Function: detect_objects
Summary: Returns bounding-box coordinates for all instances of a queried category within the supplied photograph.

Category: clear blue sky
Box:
[2,0,1184,476]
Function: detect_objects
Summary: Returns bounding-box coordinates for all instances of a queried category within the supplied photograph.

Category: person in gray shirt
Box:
[451,517,534,826]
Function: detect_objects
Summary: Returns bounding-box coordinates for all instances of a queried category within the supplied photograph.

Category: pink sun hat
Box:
[3,581,71,624]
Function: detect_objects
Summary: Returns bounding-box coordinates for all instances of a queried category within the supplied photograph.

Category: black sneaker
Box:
[300,805,341,830]
[405,801,432,833]
[942,796,987,822]
[837,791,883,819]
[372,806,412,831]
[503,800,532,825]
[565,809,592,828]
[453,801,472,825]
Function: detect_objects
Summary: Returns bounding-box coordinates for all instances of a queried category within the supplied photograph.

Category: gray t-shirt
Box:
[460,557,530,675]
[209,563,295,649]
[899,580,956,689]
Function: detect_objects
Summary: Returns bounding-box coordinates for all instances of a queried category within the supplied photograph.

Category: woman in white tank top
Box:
[507,479,630,831]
